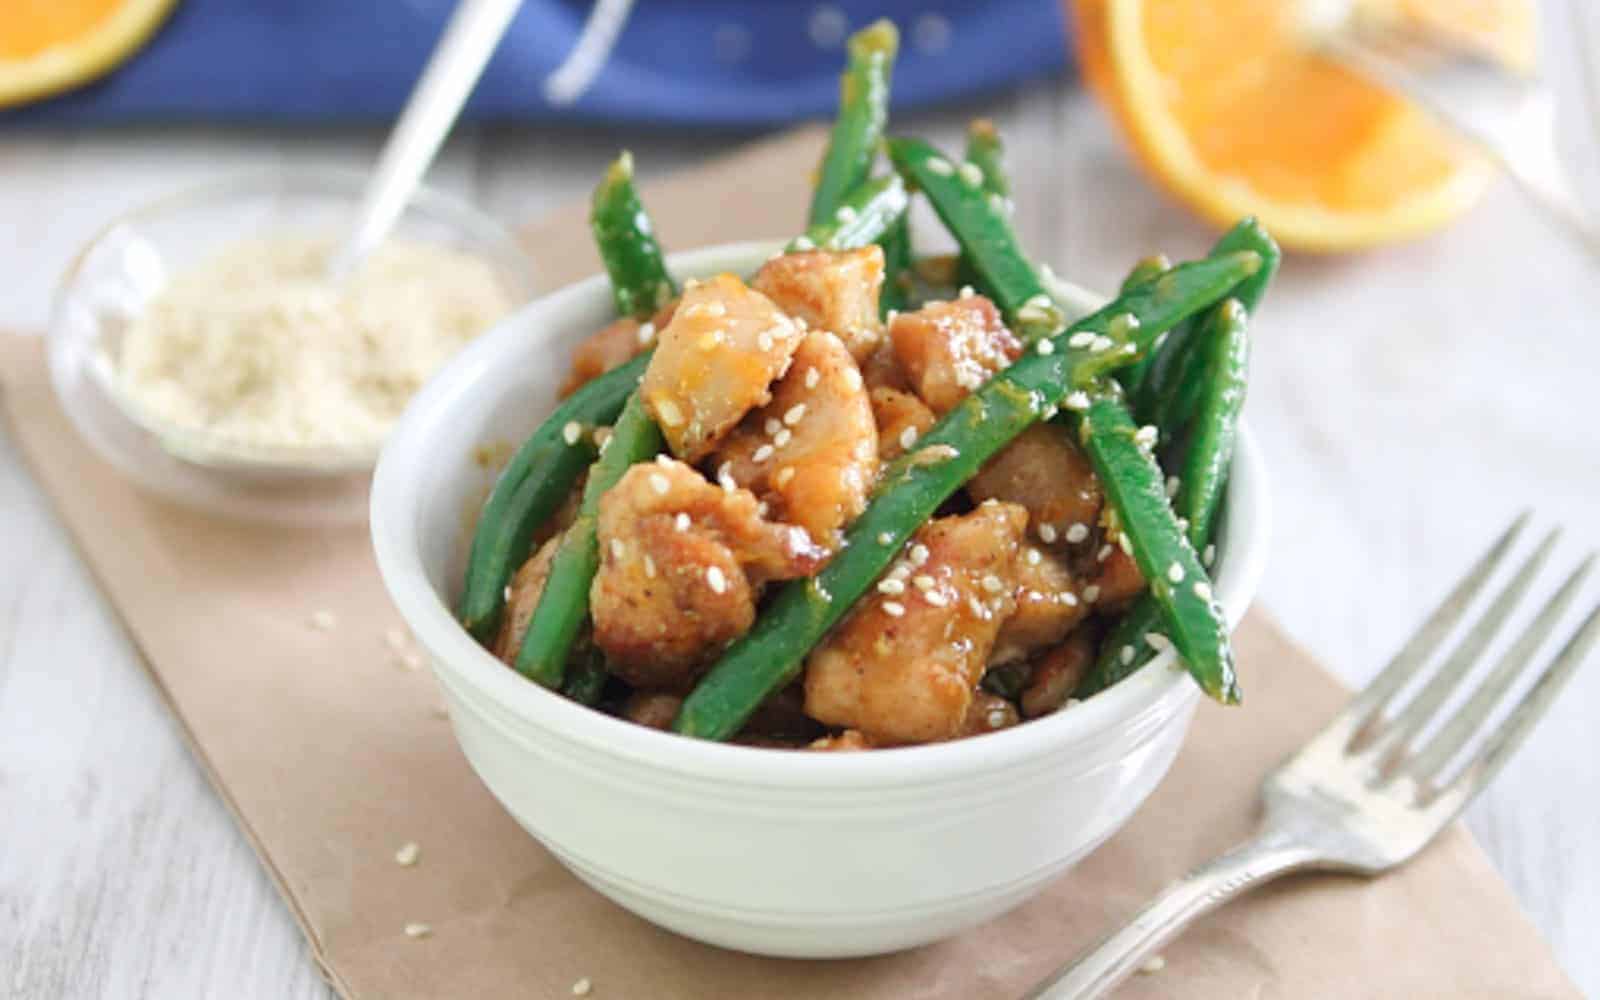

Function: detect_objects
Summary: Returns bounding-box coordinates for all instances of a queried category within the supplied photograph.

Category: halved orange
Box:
[1073,0,1537,251]
[0,0,177,109]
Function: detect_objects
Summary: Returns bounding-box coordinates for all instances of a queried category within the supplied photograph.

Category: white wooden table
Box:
[4,10,1598,995]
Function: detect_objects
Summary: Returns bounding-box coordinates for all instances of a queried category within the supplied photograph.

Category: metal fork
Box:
[1310,2,1600,261]
[1025,512,1600,999]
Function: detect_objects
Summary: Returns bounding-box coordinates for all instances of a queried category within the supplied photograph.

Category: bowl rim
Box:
[50,165,536,476]
[371,240,1272,790]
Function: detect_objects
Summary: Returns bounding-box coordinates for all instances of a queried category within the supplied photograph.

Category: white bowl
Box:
[371,241,1271,958]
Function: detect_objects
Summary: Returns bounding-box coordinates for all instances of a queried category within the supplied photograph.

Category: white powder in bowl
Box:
[117,234,514,453]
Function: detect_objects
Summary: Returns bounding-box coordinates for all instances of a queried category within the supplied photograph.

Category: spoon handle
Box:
[331,0,522,278]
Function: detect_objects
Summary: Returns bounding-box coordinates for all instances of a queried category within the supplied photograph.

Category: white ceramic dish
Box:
[48,168,533,522]
[371,241,1271,958]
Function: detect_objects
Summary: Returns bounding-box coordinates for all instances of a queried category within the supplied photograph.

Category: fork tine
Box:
[1361,528,1560,766]
[1339,512,1529,738]
[1407,554,1596,784]
[1428,602,1600,821]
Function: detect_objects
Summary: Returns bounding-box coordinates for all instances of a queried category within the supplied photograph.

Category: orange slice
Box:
[1073,0,1537,251]
[0,0,178,109]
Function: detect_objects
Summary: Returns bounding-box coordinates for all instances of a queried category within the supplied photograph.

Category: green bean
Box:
[1113,255,1174,401]
[1136,218,1279,430]
[560,645,610,707]
[458,353,648,641]
[1073,395,1238,703]
[963,119,1009,199]
[878,215,913,317]
[671,251,1261,740]
[591,152,676,319]
[887,136,1064,341]
[1176,300,1250,545]
[794,174,909,252]
[514,394,664,687]
[808,19,898,227]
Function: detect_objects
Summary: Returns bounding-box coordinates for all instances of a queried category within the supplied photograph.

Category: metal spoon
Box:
[328,0,523,280]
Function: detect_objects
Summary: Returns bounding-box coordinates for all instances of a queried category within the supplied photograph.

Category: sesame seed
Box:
[982,574,1004,593]
[988,192,1007,213]
[775,466,795,487]
[910,544,930,565]
[655,454,673,467]
[1134,425,1159,449]
[791,235,816,250]
[804,367,821,389]
[986,708,1008,728]
[1119,532,1134,556]
[404,923,431,939]
[1146,632,1172,651]
[1062,591,1080,606]
[398,652,424,673]
[395,842,421,866]
[1122,343,1138,355]
[1038,523,1059,543]
[882,601,906,617]
[753,444,774,463]
[563,421,582,445]
[1193,581,1213,600]
[1139,956,1166,975]
[1091,335,1116,353]
[649,473,671,495]
[636,322,656,346]
[843,367,863,391]
[835,204,858,224]
[890,563,911,580]
[878,532,894,546]
[925,156,954,176]
[915,444,959,463]
[309,610,337,631]
[593,426,612,449]
[1165,475,1181,499]
[655,398,685,427]
[1025,548,1042,566]
[924,590,950,608]
[959,285,975,299]
[958,162,985,187]
[609,539,625,559]
[697,331,723,350]
[878,578,906,595]
[756,501,769,517]
[1083,584,1101,603]
[1120,645,1136,665]
[1203,544,1217,567]
[970,596,988,618]
[783,403,807,425]
[1042,404,1060,420]
[1065,522,1089,544]
[572,978,593,997]
[1036,339,1055,356]
[1176,516,1190,534]
[765,417,782,435]
[886,309,900,324]
[675,512,690,532]
[1068,331,1097,349]
[1064,390,1091,412]
[1108,312,1142,338]
[1167,562,1185,583]
[643,554,657,578]
[684,278,702,290]
[1098,544,1113,562]
[717,462,735,491]
[706,566,727,594]
[774,428,792,447]
[912,574,936,591]
[899,425,919,450]
[384,628,409,652]
[758,331,774,351]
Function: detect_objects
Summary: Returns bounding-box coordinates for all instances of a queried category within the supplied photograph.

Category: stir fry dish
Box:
[459,21,1280,750]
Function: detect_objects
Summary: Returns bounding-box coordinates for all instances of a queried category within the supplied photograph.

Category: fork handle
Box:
[1022,829,1320,1000]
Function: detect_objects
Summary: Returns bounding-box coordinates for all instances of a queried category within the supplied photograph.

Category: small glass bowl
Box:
[47,169,533,522]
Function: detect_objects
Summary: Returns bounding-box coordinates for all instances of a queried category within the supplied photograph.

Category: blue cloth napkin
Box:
[9,0,1070,126]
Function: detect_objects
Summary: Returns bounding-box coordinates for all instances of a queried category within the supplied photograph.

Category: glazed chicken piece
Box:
[751,246,885,361]
[640,274,803,462]
[711,331,877,548]
[869,386,937,462]
[1087,541,1146,612]
[591,458,825,689]
[492,536,562,664]
[808,729,875,752]
[958,692,1021,738]
[861,341,911,393]
[967,422,1103,550]
[804,501,1028,745]
[993,544,1088,664]
[1021,634,1095,718]
[621,691,683,731]
[557,299,677,398]
[888,295,1021,414]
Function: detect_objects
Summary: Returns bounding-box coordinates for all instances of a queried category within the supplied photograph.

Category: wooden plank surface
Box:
[3,4,1598,995]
